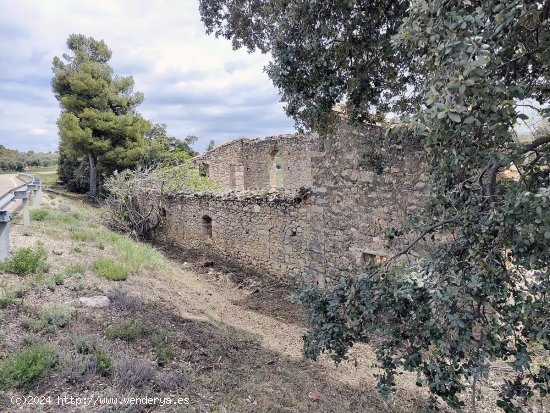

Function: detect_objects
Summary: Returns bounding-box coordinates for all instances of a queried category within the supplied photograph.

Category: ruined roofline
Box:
[190,132,316,162]
[166,187,312,204]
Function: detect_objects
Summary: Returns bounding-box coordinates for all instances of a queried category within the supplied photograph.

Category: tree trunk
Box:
[88,152,98,198]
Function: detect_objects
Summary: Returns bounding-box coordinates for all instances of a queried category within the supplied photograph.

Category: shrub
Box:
[0,344,58,389]
[96,348,112,377]
[114,357,153,388]
[104,165,215,238]
[62,353,96,384]
[4,246,48,276]
[0,285,26,309]
[151,332,174,366]
[73,337,112,377]
[93,259,129,281]
[52,273,65,285]
[64,263,86,276]
[23,306,76,333]
[105,319,149,341]
[0,290,15,309]
[46,273,64,291]
[30,208,49,221]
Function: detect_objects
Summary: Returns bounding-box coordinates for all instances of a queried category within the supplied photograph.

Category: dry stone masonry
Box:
[151,123,427,286]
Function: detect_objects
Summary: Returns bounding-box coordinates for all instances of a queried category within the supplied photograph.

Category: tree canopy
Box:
[200,0,550,411]
[52,34,195,197]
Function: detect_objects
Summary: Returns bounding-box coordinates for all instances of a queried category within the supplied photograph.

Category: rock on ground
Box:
[79,295,110,308]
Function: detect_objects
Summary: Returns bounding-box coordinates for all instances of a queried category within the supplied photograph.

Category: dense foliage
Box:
[0,145,57,172]
[200,0,550,411]
[52,34,196,197]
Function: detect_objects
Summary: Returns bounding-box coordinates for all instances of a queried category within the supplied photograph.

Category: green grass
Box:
[112,237,166,275]
[30,208,50,221]
[69,228,95,242]
[92,258,129,281]
[0,344,58,389]
[105,319,149,342]
[28,165,58,187]
[3,246,49,276]
[53,212,82,225]
[64,263,87,276]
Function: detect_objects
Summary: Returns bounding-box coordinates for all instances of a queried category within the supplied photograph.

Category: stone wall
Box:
[305,123,427,286]
[192,134,315,193]
[151,123,426,285]
[190,139,246,190]
[155,192,310,278]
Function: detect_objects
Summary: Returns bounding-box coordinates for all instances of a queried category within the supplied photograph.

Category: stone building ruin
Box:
[153,123,428,286]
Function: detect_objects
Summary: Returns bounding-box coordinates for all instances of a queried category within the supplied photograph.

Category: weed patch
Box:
[0,284,26,309]
[151,331,175,366]
[64,263,87,276]
[113,237,165,275]
[114,357,153,388]
[30,208,50,221]
[0,344,58,389]
[3,246,48,276]
[69,228,95,242]
[73,337,112,377]
[105,319,149,341]
[23,305,76,333]
[93,259,129,281]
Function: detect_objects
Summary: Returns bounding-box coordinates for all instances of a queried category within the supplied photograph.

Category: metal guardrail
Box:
[0,173,42,260]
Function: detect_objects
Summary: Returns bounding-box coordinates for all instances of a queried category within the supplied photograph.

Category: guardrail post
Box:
[14,189,30,226]
[27,183,37,206]
[34,181,42,207]
[0,211,10,261]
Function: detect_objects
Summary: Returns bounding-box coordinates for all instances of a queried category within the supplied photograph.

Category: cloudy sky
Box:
[0,0,295,153]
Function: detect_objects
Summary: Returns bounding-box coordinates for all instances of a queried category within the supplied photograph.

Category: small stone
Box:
[202,260,214,267]
[79,296,110,308]
[182,262,191,268]
[59,204,71,213]
[414,181,427,189]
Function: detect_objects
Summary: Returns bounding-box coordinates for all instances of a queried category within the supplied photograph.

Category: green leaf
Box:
[448,113,461,123]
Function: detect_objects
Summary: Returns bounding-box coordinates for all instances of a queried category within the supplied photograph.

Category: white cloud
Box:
[0,0,294,152]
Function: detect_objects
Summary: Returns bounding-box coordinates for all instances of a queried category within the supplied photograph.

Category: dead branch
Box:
[388,218,463,263]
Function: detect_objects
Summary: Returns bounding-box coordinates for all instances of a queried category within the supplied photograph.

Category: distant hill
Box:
[0,145,58,172]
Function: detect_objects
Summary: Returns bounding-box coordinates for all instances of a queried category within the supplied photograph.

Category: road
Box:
[0,173,24,213]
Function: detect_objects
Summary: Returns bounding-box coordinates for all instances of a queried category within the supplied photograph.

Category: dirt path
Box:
[126,258,400,391]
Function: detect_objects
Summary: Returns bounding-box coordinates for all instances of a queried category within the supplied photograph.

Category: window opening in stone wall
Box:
[199,163,210,177]
[202,215,212,238]
[269,150,284,188]
[229,164,236,189]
